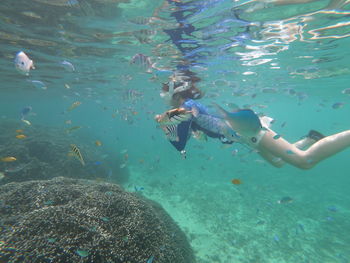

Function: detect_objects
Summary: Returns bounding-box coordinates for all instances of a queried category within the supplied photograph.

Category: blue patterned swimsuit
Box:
[168,99,238,152]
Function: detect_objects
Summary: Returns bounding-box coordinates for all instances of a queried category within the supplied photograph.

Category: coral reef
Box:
[0,177,195,263]
[0,120,128,185]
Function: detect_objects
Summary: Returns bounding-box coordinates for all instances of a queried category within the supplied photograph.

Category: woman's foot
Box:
[308,130,325,141]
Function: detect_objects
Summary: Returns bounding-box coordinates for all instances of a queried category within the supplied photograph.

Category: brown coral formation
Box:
[0,177,195,263]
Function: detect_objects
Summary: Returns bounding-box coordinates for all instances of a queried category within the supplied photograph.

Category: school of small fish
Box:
[1,4,349,263]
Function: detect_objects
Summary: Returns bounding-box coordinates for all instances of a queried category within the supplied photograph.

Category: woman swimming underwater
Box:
[155,73,350,170]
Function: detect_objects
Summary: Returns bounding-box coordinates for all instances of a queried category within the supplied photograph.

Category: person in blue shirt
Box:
[156,74,350,170]
[156,72,237,156]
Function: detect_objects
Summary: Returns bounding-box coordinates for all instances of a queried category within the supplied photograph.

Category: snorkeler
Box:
[156,72,237,158]
[155,75,350,170]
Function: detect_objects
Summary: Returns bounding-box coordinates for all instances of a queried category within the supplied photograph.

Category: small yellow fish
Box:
[70,144,85,166]
[95,140,102,146]
[1,157,17,162]
[231,178,242,185]
[15,129,24,133]
[65,126,82,133]
[16,134,27,139]
[64,84,71,89]
[21,119,31,125]
[67,101,82,111]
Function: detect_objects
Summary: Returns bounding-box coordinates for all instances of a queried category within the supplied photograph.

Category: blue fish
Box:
[325,216,334,221]
[66,0,79,6]
[213,103,262,137]
[107,169,113,179]
[273,234,279,242]
[20,106,32,119]
[273,134,281,140]
[296,223,305,234]
[147,255,154,263]
[327,205,338,212]
[298,223,305,232]
[332,102,344,109]
[134,186,144,192]
[191,107,239,142]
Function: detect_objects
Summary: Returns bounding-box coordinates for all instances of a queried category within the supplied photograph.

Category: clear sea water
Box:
[1,0,350,262]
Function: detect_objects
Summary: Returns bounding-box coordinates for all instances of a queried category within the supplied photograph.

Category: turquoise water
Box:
[1,0,350,262]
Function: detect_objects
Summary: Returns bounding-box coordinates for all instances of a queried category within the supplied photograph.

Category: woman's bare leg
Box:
[257,150,285,168]
[258,129,350,169]
[257,135,317,168]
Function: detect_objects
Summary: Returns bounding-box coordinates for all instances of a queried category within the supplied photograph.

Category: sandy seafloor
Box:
[123,156,350,263]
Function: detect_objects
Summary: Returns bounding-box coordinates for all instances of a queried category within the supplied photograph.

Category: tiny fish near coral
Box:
[231,178,242,185]
[76,249,89,258]
[147,255,155,263]
[1,157,17,162]
[16,134,27,139]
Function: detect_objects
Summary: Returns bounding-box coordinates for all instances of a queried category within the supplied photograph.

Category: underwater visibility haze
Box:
[1,0,350,262]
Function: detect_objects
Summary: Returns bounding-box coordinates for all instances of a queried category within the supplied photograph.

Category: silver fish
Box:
[60,60,75,72]
[341,88,350,94]
[261,87,278,94]
[133,29,157,44]
[332,102,344,109]
[130,53,153,73]
[123,89,143,102]
[28,80,47,90]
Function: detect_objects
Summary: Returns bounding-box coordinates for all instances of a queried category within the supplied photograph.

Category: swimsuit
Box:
[163,99,274,154]
[166,99,236,152]
[243,116,274,148]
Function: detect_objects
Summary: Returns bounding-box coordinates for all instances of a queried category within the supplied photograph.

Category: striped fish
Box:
[161,124,179,142]
[156,108,192,126]
[128,16,151,25]
[70,144,85,166]
[130,53,153,73]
